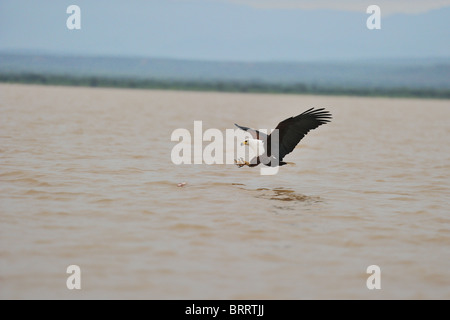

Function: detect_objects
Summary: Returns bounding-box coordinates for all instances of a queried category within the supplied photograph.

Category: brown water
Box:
[0,83,449,299]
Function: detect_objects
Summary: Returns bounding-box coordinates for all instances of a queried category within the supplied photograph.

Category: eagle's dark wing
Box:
[269,108,332,161]
[234,124,268,140]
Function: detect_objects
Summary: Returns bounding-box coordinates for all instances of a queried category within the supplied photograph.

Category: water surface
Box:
[0,84,449,299]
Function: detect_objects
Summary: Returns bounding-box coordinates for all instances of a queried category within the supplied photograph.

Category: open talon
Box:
[240,157,250,166]
[234,159,245,168]
[234,158,250,167]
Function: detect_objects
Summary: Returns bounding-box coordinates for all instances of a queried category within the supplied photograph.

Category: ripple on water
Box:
[235,186,321,203]
[229,184,323,215]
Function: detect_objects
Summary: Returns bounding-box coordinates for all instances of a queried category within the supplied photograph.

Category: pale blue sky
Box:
[0,0,449,61]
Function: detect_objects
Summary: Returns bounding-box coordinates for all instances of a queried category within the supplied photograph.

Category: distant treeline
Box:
[1,73,449,99]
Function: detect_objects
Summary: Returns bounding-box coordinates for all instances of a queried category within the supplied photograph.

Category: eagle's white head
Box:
[241,138,265,156]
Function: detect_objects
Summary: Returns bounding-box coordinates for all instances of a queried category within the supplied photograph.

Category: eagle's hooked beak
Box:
[241,140,249,146]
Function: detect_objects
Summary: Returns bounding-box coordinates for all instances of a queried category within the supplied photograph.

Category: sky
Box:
[0,0,449,61]
[228,0,450,14]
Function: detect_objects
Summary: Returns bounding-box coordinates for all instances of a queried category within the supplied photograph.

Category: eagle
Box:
[234,108,332,167]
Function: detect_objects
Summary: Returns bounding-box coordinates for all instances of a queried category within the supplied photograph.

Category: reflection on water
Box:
[235,185,321,202]
[232,185,322,215]
[255,187,321,203]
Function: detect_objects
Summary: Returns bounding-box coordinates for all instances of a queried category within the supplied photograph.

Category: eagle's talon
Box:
[234,159,246,167]
[234,158,250,167]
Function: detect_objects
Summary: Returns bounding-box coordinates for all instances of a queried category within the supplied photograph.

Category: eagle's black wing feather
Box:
[269,108,332,161]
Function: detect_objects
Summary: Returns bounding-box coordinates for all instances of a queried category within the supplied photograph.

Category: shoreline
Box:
[1,73,449,100]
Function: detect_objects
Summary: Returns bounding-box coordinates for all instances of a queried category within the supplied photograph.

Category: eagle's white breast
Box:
[248,139,265,157]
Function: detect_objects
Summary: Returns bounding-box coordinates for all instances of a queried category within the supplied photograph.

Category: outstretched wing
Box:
[234,124,267,140]
[269,108,332,161]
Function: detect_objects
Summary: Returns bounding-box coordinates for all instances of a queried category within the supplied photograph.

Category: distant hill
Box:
[1,53,449,89]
